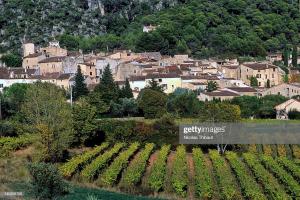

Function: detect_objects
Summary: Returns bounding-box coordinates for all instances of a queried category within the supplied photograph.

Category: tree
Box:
[2,83,29,119]
[94,65,119,104]
[266,79,271,88]
[207,81,218,92]
[137,89,167,119]
[200,102,241,122]
[167,91,203,117]
[21,82,73,162]
[28,162,68,200]
[292,45,298,68]
[283,47,290,67]
[231,96,260,118]
[145,78,164,93]
[72,98,97,145]
[0,54,22,67]
[176,39,189,54]
[258,95,288,118]
[250,76,258,87]
[87,91,110,116]
[120,78,133,98]
[111,98,138,117]
[73,66,89,100]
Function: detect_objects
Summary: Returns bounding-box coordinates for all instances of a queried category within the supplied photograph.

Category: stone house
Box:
[38,56,65,75]
[275,99,300,119]
[240,62,284,87]
[260,83,300,98]
[198,90,239,101]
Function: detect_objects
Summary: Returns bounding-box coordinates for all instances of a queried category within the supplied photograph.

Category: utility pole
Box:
[70,84,73,107]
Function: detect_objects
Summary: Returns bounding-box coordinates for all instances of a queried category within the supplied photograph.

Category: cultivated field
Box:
[59,143,300,199]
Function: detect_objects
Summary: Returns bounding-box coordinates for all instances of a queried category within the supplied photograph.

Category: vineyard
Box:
[59,143,300,199]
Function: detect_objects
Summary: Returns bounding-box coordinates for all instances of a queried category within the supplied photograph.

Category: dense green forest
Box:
[1,0,300,58]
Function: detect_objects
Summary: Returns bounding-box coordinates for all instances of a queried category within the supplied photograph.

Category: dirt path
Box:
[187,153,195,200]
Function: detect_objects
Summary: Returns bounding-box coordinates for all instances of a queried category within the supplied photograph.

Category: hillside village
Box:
[0,40,299,101]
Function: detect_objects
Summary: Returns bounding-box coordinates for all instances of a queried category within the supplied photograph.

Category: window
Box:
[265,75,267,79]
[90,72,92,76]
[258,82,261,86]
[272,74,274,78]
[273,68,276,72]
[258,70,260,72]
[100,69,102,74]
[90,66,92,69]
[134,70,136,73]
[0,84,3,88]
[159,78,162,82]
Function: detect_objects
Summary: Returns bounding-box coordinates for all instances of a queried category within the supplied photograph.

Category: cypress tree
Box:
[94,64,119,103]
[121,78,133,98]
[283,48,289,67]
[292,45,298,68]
[73,66,89,100]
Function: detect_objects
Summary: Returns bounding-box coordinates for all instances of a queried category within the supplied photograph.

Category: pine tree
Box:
[94,64,119,103]
[292,45,298,68]
[73,66,89,100]
[121,78,133,98]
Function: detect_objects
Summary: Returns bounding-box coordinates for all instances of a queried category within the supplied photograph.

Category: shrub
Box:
[100,142,139,186]
[261,155,300,198]
[263,145,273,156]
[277,145,287,157]
[81,143,125,181]
[59,143,109,178]
[292,145,300,159]
[148,144,170,192]
[277,157,300,181]
[0,134,35,157]
[28,162,68,200]
[209,150,237,200]
[288,110,300,120]
[192,148,212,199]
[226,152,266,200]
[243,153,290,199]
[171,145,188,197]
[121,143,155,187]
